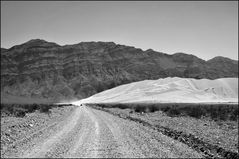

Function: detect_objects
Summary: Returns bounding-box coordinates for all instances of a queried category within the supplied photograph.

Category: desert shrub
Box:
[229,110,235,120]
[117,104,129,109]
[141,106,150,113]
[187,106,206,119]
[140,105,159,113]
[39,104,51,113]
[211,111,218,120]
[15,110,26,117]
[150,105,160,112]
[166,107,181,116]
[57,104,73,107]
[97,104,105,108]
[1,103,73,117]
[91,102,238,122]
[24,104,38,113]
[229,109,238,121]
[1,104,14,116]
[134,105,146,113]
[160,106,169,112]
[157,103,238,121]
[217,107,227,120]
[13,107,27,117]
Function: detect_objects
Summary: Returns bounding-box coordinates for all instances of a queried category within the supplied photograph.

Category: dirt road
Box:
[6,105,203,158]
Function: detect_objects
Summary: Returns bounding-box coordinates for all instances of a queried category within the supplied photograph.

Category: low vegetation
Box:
[89,103,238,121]
[89,103,239,158]
[1,103,74,117]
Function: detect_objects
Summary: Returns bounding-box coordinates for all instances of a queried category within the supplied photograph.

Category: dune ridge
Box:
[76,77,238,104]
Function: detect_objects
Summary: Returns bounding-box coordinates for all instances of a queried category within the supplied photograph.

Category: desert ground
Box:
[1,77,238,158]
[1,102,238,158]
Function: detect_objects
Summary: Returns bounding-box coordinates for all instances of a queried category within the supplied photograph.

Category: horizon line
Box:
[1,38,238,61]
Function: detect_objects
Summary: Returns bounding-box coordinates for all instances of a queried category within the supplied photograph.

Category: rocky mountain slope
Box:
[1,39,238,101]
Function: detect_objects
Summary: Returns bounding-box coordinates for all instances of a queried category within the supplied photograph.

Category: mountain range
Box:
[1,39,238,102]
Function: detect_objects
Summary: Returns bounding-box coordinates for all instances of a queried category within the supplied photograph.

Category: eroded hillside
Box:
[1,39,238,101]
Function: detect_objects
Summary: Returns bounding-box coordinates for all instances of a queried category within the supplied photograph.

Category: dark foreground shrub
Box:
[161,106,170,112]
[166,107,181,117]
[13,107,27,117]
[187,106,207,119]
[230,109,238,120]
[0,103,60,117]
[24,104,38,113]
[39,104,51,113]
[134,105,146,113]
[149,105,160,112]
[163,104,238,121]
[117,104,129,109]
[91,102,238,122]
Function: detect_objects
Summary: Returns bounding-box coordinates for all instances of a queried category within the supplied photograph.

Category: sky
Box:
[1,1,238,60]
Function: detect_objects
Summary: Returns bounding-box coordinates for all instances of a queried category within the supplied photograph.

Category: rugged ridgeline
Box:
[1,39,238,101]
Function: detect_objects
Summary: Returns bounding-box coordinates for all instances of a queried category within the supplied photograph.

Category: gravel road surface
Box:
[7,105,203,158]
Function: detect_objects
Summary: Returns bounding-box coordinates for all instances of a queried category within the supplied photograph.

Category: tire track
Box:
[9,105,204,158]
[92,108,201,158]
[21,107,84,158]
[91,105,238,158]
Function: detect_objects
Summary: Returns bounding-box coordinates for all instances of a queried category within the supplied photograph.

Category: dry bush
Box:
[0,103,72,117]
[92,103,238,121]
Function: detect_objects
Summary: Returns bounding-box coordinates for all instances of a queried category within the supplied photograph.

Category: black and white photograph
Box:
[1,1,238,158]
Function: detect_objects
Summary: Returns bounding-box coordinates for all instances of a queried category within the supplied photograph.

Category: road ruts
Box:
[11,105,203,158]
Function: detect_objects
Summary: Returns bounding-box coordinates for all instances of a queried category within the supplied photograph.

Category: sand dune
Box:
[74,77,238,104]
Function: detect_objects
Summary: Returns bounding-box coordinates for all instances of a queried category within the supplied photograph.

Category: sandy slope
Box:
[75,77,238,104]
[3,106,202,158]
